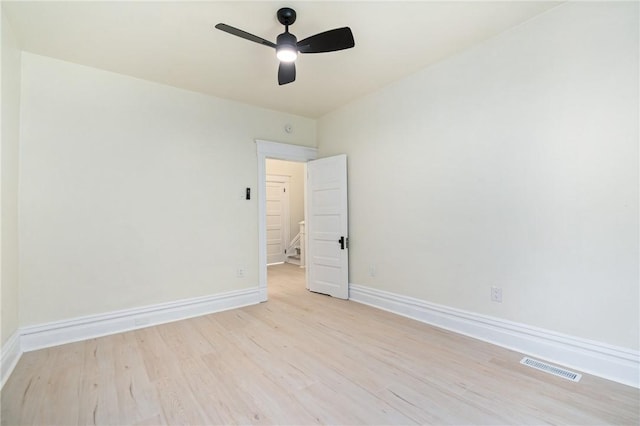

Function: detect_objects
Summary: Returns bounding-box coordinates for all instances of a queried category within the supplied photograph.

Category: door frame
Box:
[256,140,317,302]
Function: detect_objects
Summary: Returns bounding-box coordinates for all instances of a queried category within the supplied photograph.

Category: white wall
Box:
[1,7,22,347]
[19,53,316,326]
[265,159,305,242]
[318,2,638,350]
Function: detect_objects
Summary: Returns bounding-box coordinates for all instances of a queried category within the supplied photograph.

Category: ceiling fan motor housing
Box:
[277,32,297,48]
[277,7,297,26]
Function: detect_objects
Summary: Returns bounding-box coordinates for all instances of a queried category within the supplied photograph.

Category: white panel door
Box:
[266,177,289,265]
[307,155,348,299]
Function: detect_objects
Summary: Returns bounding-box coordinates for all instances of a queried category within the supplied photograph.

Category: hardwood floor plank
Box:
[35,341,84,425]
[132,413,165,426]
[78,337,120,425]
[1,349,56,425]
[112,332,162,424]
[133,326,182,382]
[201,330,321,425]
[154,376,211,425]
[177,355,252,425]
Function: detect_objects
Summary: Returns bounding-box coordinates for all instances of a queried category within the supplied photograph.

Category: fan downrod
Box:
[277,8,297,26]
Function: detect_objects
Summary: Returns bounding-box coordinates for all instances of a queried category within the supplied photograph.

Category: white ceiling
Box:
[3,1,561,118]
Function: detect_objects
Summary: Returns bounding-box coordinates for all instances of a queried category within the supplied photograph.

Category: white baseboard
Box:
[1,331,22,389]
[349,283,639,388]
[20,287,261,353]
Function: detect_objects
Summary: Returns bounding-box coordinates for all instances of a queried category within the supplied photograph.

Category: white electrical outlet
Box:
[491,286,503,303]
[236,267,246,278]
[369,264,377,277]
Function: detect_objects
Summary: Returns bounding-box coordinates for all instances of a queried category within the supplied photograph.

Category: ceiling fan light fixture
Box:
[276,45,298,62]
[276,31,298,62]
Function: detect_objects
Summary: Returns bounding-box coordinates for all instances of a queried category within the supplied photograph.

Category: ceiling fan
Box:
[215,7,355,85]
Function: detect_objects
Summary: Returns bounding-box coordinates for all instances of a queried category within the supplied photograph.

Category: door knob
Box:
[338,236,348,250]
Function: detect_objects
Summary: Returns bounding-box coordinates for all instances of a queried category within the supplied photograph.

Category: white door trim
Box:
[256,140,317,301]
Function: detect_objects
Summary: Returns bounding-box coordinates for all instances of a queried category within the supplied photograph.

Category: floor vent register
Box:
[520,357,582,382]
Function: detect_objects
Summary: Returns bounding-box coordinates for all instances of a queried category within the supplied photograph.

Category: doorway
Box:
[266,161,306,297]
[256,140,317,302]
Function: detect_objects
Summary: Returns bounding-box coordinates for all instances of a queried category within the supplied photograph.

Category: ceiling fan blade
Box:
[297,27,354,54]
[278,62,296,85]
[215,23,276,48]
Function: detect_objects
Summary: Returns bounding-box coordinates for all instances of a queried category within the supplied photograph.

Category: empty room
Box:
[1,1,638,424]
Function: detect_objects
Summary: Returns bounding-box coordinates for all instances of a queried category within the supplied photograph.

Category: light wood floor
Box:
[1,263,638,425]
